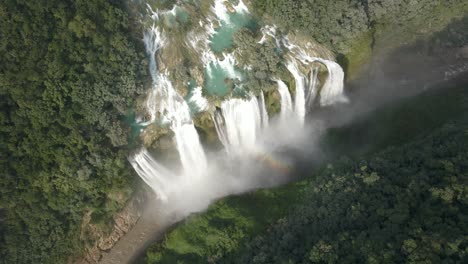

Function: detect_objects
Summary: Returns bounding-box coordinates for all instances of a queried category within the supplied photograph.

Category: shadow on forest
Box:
[293,15,468,175]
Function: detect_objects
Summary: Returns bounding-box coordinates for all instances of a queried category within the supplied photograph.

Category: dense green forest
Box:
[251,0,468,77]
[251,0,468,51]
[0,0,147,262]
[1,0,467,263]
[144,87,468,263]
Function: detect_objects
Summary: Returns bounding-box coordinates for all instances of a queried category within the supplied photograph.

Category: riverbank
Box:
[142,81,468,263]
[95,2,468,263]
[98,63,468,264]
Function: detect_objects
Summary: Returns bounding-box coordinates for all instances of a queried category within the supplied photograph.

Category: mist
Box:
[132,2,468,231]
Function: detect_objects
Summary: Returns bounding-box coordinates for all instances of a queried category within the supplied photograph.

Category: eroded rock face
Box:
[74,192,145,264]
[193,110,221,148]
[140,124,173,149]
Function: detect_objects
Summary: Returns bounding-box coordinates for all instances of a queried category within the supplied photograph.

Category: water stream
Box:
[129,0,347,215]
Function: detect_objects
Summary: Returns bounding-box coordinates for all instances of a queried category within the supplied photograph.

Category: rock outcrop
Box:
[75,192,146,264]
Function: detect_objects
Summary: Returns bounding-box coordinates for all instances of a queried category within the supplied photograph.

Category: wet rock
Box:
[158,134,174,150]
[140,124,173,148]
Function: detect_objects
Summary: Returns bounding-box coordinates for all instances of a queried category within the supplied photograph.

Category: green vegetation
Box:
[324,85,468,158]
[146,186,302,263]
[235,119,468,263]
[1,0,467,262]
[0,0,147,262]
[233,28,286,93]
[145,83,468,263]
[250,0,468,78]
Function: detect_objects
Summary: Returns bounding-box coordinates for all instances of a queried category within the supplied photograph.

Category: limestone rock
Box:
[73,192,145,264]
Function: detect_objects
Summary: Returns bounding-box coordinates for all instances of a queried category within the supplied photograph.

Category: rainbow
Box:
[252,150,292,174]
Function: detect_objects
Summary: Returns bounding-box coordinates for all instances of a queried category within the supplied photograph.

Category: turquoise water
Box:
[210,11,254,53]
[204,63,235,97]
[163,6,190,28]
[123,110,147,146]
[204,10,254,97]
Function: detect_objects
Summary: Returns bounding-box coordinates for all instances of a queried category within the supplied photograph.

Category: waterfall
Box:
[284,57,346,121]
[306,67,319,110]
[259,91,269,129]
[173,123,207,176]
[130,18,208,196]
[129,149,174,201]
[276,80,293,119]
[213,96,262,152]
[258,25,281,49]
[130,2,347,207]
[283,36,347,108]
[143,25,166,88]
[315,59,346,106]
[286,60,306,124]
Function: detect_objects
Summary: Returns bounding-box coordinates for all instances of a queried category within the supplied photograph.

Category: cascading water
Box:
[276,79,293,119]
[129,149,174,201]
[130,10,208,200]
[143,25,208,176]
[283,36,348,107]
[316,59,347,106]
[259,91,269,129]
[213,96,262,152]
[130,1,347,212]
[306,67,319,110]
[286,60,306,123]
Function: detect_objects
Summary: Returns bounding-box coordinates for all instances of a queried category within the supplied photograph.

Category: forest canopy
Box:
[145,115,468,263]
[0,0,147,262]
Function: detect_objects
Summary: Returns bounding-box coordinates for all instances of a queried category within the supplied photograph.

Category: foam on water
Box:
[130,5,347,218]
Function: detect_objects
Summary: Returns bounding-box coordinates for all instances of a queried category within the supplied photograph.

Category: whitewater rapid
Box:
[130,1,347,211]
[130,13,208,200]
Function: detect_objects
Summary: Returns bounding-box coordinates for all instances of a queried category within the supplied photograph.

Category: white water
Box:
[283,36,347,107]
[259,91,269,129]
[286,60,306,124]
[186,6,243,83]
[143,25,166,85]
[129,149,174,201]
[276,79,293,119]
[214,96,262,152]
[234,0,249,14]
[317,59,347,106]
[306,67,319,110]
[212,0,249,24]
[130,3,347,218]
[258,25,281,48]
[188,86,209,112]
[130,11,207,200]
[212,0,230,24]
